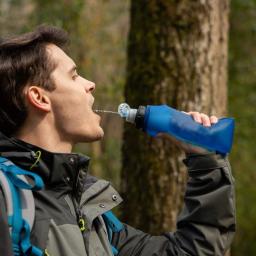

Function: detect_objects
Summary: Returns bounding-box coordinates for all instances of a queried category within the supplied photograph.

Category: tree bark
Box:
[121,0,230,246]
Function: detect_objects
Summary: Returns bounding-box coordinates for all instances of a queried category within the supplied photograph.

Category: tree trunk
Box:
[121,0,230,250]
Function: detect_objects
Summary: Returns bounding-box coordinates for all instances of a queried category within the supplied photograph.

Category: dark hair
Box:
[0,25,68,136]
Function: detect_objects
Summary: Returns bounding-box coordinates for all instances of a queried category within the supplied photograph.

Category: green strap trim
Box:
[30,151,42,170]
[44,249,50,256]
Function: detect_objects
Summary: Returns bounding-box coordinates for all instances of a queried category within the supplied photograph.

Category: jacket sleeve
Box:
[0,189,13,256]
[113,153,236,256]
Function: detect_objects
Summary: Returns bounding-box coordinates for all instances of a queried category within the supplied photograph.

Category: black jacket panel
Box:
[112,154,235,256]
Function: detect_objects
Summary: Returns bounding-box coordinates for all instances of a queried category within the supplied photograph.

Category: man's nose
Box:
[85,80,95,92]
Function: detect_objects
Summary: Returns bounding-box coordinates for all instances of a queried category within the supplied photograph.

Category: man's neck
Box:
[14,121,73,153]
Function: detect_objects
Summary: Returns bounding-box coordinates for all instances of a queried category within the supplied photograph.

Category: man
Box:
[0,25,235,256]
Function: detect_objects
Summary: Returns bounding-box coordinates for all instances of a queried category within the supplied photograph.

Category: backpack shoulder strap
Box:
[102,210,124,255]
[0,156,44,256]
[0,170,13,220]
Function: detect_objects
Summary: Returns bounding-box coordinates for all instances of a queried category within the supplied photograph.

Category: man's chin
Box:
[94,129,104,141]
[79,129,104,143]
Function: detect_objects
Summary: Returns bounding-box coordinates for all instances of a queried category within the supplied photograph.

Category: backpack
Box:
[0,156,123,256]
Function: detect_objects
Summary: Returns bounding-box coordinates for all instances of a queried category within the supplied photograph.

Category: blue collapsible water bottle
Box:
[118,103,235,154]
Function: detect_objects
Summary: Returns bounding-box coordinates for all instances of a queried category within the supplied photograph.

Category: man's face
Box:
[46,44,104,144]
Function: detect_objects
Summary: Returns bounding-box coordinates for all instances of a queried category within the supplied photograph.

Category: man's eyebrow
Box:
[68,65,77,74]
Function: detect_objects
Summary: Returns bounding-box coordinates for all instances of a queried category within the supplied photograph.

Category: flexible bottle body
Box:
[135,105,235,154]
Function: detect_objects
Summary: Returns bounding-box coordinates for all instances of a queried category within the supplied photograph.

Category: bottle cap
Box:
[118,103,138,123]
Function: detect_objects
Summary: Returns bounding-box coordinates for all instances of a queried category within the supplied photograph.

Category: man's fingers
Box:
[188,112,202,123]
[188,112,218,127]
[210,115,218,124]
[200,113,211,127]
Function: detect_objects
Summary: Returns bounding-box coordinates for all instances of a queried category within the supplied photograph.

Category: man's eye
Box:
[72,74,79,80]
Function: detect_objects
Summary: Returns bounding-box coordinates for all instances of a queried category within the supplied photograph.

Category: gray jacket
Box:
[0,133,235,256]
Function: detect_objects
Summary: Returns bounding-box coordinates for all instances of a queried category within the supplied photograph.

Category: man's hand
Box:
[157,112,218,154]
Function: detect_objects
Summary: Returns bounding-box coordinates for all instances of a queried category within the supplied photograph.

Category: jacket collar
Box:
[0,132,91,196]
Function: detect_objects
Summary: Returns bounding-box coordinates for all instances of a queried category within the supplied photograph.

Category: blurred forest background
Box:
[0,0,255,255]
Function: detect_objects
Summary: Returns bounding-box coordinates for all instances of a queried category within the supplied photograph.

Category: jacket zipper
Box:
[78,208,87,232]
[70,194,87,233]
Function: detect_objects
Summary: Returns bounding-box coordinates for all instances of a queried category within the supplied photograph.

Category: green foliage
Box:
[29,0,86,61]
[229,0,256,255]
[30,0,84,27]
[0,0,30,35]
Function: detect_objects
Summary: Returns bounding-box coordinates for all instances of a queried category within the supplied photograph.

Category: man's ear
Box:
[25,86,51,112]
